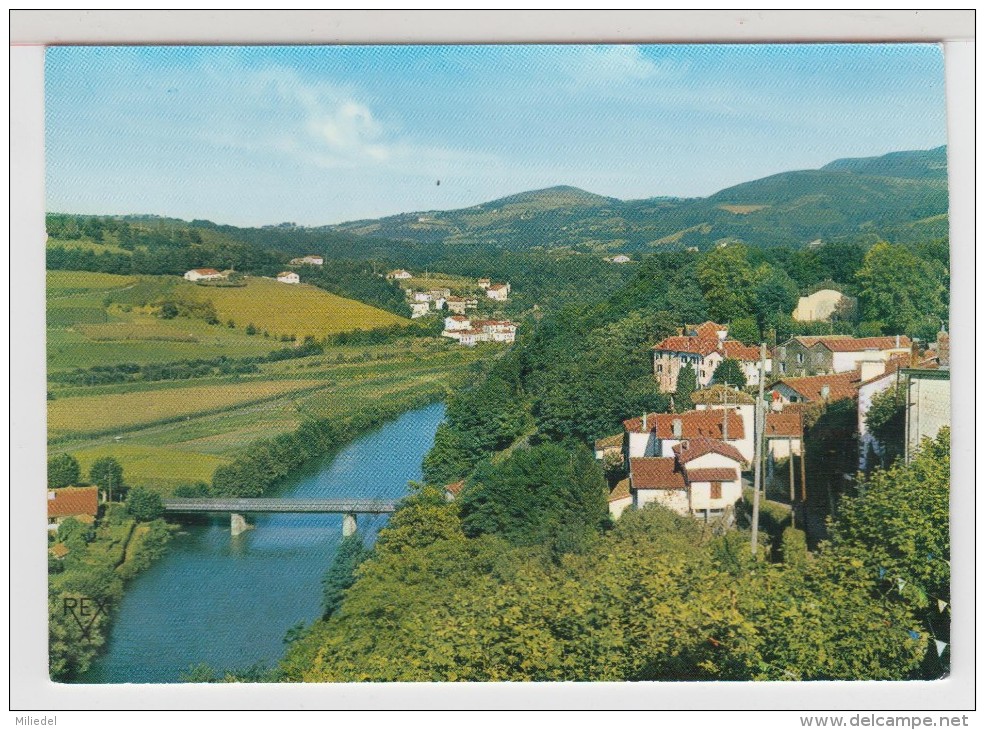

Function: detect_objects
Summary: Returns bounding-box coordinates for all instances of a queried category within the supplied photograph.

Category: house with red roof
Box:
[651,321,770,392]
[626,432,745,521]
[47,486,99,531]
[485,283,511,301]
[623,408,751,464]
[774,335,911,377]
[768,371,862,406]
[183,268,226,282]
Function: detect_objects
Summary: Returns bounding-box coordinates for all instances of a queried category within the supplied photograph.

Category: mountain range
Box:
[321,146,948,253]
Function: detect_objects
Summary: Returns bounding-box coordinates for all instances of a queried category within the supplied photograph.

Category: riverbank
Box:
[76,403,447,682]
[48,507,176,681]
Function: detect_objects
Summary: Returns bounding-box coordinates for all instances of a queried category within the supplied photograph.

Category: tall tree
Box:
[865,383,907,467]
[855,242,946,336]
[88,457,124,496]
[674,362,697,406]
[712,358,747,389]
[47,454,80,489]
[696,244,756,323]
[754,266,800,334]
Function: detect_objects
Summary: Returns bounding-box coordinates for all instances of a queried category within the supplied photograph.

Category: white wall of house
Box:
[634,488,690,515]
[770,383,804,404]
[683,451,740,470]
[697,352,723,386]
[905,374,951,463]
[410,302,430,318]
[767,437,803,460]
[689,480,742,513]
[444,316,470,331]
[857,370,899,470]
[831,348,909,374]
[627,431,656,458]
[609,496,633,520]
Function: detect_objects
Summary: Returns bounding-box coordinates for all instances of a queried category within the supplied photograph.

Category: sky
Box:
[45,44,947,227]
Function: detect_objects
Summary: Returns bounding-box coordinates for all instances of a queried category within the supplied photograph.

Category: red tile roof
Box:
[630,458,686,490]
[594,433,624,451]
[765,411,803,438]
[685,467,738,483]
[770,371,861,403]
[49,543,70,559]
[445,480,466,496]
[812,336,911,353]
[672,438,746,465]
[721,340,760,361]
[688,321,727,340]
[47,487,99,519]
[191,268,221,275]
[651,335,720,357]
[623,409,745,440]
[448,315,470,322]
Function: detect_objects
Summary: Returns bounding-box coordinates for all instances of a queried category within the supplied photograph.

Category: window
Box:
[656,364,663,373]
[797,352,804,364]
[710,482,722,499]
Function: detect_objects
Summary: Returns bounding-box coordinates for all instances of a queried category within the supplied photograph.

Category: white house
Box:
[290,255,324,266]
[903,368,950,464]
[622,408,750,464]
[486,283,510,301]
[276,271,300,284]
[475,319,517,343]
[609,254,632,264]
[445,296,468,315]
[443,315,471,332]
[387,269,413,280]
[720,340,771,387]
[411,291,433,303]
[651,321,768,392]
[768,371,861,406]
[410,301,430,318]
[184,268,226,282]
[627,436,744,521]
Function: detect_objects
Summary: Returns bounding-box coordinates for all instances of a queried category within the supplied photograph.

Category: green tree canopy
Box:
[865,383,907,467]
[754,266,800,334]
[712,358,747,389]
[696,244,756,323]
[47,454,80,489]
[88,457,124,495]
[321,533,371,619]
[459,442,607,548]
[855,242,946,336]
[125,487,164,522]
[674,362,697,406]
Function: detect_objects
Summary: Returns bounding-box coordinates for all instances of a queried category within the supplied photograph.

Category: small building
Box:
[607,477,633,520]
[276,271,300,284]
[444,481,466,502]
[47,486,99,532]
[857,355,910,470]
[774,335,911,378]
[609,255,632,264]
[410,301,430,319]
[428,288,451,300]
[445,296,468,315]
[387,269,413,280]
[48,543,70,560]
[594,433,624,461]
[720,340,771,387]
[474,319,517,343]
[443,315,472,332]
[486,283,510,301]
[477,278,491,289]
[183,268,225,282]
[765,410,804,460]
[903,368,950,464]
[458,328,485,347]
[464,298,479,310]
[792,289,853,323]
[768,371,861,406]
[290,255,324,266]
[411,291,433,303]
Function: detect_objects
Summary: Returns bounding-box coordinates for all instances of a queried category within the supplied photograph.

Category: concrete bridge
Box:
[162,498,399,537]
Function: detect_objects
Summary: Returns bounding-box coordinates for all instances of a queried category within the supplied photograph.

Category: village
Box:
[584,317,950,537]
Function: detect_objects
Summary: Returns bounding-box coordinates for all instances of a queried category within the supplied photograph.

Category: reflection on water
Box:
[78,402,445,683]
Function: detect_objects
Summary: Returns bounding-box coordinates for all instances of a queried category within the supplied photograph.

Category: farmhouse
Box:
[387,269,413,280]
[445,296,468,315]
[622,408,750,464]
[47,486,99,532]
[183,268,226,282]
[486,283,510,301]
[276,272,300,284]
[290,255,324,266]
[774,335,911,377]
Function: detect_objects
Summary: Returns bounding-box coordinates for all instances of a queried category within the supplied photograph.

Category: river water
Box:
[79,402,446,683]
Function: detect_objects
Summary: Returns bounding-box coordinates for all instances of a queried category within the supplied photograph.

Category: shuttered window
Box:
[710,482,722,499]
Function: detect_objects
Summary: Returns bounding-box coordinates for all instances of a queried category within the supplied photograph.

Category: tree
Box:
[855,242,946,336]
[727,316,759,345]
[423,423,478,486]
[125,487,164,522]
[754,267,799,334]
[696,244,756,323]
[48,454,80,489]
[88,457,124,498]
[712,358,747,389]
[674,362,697,406]
[459,442,607,548]
[865,383,907,467]
[321,533,371,618]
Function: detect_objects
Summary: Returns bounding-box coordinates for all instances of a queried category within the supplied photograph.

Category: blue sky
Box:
[45,44,946,227]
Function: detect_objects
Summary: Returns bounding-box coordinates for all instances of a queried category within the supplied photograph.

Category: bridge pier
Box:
[230,513,254,536]
[342,513,357,538]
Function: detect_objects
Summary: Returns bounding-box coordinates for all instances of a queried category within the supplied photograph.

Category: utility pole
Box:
[750,342,766,556]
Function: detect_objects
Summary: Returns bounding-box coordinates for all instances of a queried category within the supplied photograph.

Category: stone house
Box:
[774,335,911,377]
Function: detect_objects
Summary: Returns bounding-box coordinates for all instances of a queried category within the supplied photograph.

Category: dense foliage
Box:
[321,534,371,619]
[47,453,80,488]
[865,383,907,467]
[283,430,948,682]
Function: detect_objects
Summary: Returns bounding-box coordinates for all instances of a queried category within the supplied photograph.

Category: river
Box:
[79,402,446,683]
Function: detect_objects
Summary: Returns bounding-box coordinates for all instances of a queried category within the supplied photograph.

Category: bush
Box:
[48,454,80,488]
[125,487,164,522]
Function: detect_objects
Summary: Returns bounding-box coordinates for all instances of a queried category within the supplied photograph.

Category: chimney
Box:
[895,334,900,348]
[859,359,885,383]
[672,418,683,439]
[642,413,648,431]
[722,409,729,441]
[820,384,830,402]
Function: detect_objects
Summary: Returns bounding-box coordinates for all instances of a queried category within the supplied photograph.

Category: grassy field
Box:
[48,379,327,438]
[72,444,231,491]
[402,273,481,293]
[185,277,408,338]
